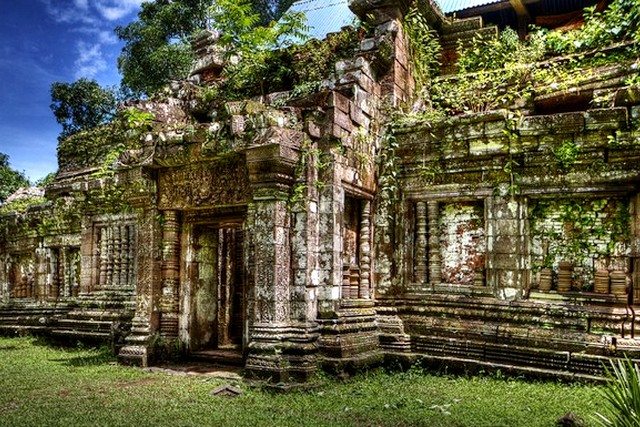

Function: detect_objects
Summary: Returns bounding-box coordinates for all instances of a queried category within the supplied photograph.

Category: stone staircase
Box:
[49,290,136,347]
[189,348,245,367]
[0,301,72,335]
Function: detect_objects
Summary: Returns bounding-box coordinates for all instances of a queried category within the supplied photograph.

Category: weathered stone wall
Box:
[438,202,485,286]
[2,0,639,382]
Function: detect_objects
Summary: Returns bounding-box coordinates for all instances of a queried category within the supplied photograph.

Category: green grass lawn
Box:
[0,336,606,427]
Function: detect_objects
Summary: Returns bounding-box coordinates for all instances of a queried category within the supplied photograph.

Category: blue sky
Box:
[0,0,145,182]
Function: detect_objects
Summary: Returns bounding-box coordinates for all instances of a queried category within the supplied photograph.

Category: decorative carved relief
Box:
[158,159,251,210]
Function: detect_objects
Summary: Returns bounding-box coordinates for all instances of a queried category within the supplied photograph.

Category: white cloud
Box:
[74,42,107,79]
[95,0,146,21]
[40,0,144,81]
[71,27,119,45]
[41,0,97,25]
[73,0,89,10]
[98,30,119,45]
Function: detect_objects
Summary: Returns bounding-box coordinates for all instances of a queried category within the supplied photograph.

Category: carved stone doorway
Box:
[187,220,245,355]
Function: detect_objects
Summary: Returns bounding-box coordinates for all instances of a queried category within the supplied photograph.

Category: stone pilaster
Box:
[34,244,48,301]
[486,196,530,300]
[0,254,7,303]
[159,210,180,338]
[317,149,344,309]
[359,200,372,298]
[414,201,428,284]
[244,139,318,382]
[631,193,640,304]
[427,200,441,285]
[79,215,95,295]
[118,169,161,367]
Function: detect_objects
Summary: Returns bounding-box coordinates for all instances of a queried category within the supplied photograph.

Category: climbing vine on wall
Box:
[529,198,631,272]
[402,5,441,91]
[423,0,640,116]
[377,130,400,221]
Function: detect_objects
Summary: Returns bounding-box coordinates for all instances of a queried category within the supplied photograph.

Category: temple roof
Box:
[437,0,503,14]
[288,0,600,40]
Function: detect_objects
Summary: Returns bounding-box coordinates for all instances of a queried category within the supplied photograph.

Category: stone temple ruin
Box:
[2,0,640,382]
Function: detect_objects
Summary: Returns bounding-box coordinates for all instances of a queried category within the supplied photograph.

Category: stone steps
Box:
[409,333,639,378]
[189,348,245,367]
[0,305,72,333]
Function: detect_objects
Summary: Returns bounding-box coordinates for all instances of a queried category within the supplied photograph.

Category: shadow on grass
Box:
[28,336,116,367]
[0,345,18,351]
[50,351,114,367]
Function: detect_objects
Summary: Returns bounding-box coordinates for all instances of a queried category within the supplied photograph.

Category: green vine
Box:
[403,5,441,91]
[552,139,581,172]
[377,131,400,220]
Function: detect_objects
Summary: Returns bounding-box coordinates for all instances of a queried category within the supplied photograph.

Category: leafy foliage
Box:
[403,5,441,89]
[596,358,640,427]
[457,27,545,73]
[552,139,581,171]
[430,67,532,114]
[116,0,300,96]
[50,79,117,140]
[0,195,46,215]
[116,0,211,96]
[290,27,361,84]
[424,0,640,116]
[0,153,30,203]
[210,0,308,98]
[542,0,640,55]
[249,0,295,24]
[35,172,56,188]
[456,0,640,74]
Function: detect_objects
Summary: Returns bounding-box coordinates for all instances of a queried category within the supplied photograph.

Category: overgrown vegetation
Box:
[403,5,441,90]
[0,153,30,204]
[209,0,308,98]
[596,358,640,427]
[0,336,606,427]
[423,0,640,116]
[50,79,118,141]
[115,0,300,97]
[529,198,630,275]
[0,195,46,215]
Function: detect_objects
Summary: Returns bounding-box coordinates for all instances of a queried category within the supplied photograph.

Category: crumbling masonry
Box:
[2,0,640,382]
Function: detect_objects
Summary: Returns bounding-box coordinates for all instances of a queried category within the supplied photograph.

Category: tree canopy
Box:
[0,153,30,204]
[115,0,298,96]
[50,79,117,140]
[115,0,211,96]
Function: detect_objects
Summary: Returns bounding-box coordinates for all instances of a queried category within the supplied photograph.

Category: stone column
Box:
[359,200,372,298]
[427,201,441,285]
[631,193,640,304]
[118,169,161,367]
[414,202,428,284]
[317,150,344,308]
[34,245,48,301]
[486,196,530,300]
[79,216,96,295]
[244,139,317,382]
[0,254,7,303]
[159,210,180,338]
